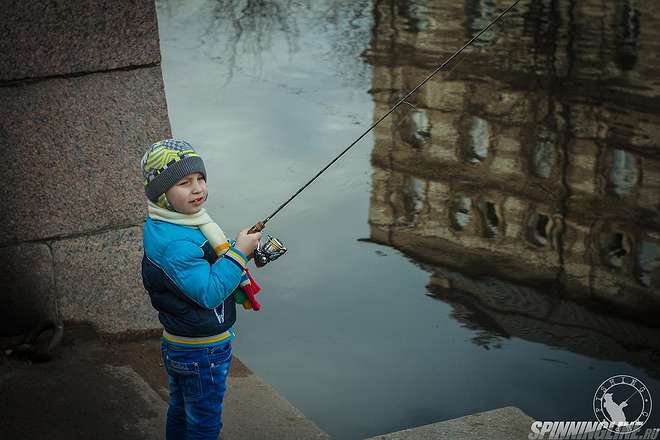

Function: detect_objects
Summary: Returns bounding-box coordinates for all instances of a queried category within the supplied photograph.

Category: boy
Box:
[140,139,261,440]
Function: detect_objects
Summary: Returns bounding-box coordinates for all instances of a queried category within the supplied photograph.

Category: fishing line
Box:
[249,0,521,265]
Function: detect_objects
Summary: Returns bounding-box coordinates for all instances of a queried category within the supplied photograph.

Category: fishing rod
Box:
[250,0,521,267]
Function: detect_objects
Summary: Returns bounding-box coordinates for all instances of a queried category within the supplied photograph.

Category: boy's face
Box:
[165,172,207,214]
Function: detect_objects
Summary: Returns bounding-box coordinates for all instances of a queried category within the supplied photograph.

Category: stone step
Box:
[365,407,534,440]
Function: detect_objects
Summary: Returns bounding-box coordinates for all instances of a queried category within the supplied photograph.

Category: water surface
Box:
[156,1,660,438]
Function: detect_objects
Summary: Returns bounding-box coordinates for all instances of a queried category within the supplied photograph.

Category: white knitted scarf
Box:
[147,201,231,256]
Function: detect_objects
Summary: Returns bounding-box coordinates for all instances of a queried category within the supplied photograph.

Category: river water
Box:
[155,1,660,438]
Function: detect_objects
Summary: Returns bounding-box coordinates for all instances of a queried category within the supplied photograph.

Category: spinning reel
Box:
[250,227,287,267]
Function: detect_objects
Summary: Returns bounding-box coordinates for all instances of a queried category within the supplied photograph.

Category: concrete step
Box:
[365,407,534,440]
[223,359,329,440]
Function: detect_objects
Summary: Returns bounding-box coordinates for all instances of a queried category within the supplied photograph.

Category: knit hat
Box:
[140,139,207,203]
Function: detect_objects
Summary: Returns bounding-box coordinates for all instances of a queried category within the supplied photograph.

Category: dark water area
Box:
[156,1,660,438]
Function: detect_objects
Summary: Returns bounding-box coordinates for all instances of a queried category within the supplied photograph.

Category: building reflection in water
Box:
[365,0,660,373]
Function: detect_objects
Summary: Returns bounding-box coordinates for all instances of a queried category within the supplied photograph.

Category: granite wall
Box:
[0,0,170,334]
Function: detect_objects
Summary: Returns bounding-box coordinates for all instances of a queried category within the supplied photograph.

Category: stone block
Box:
[502,196,527,239]
[495,131,522,153]
[424,142,458,163]
[428,111,460,144]
[371,66,405,98]
[0,242,57,335]
[421,81,466,112]
[607,108,660,154]
[484,90,529,118]
[638,159,660,214]
[0,66,171,246]
[490,156,523,176]
[373,102,395,130]
[568,140,599,196]
[426,181,451,201]
[570,104,609,139]
[369,168,395,226]
[1,0,160,80]
[52,225,159,333]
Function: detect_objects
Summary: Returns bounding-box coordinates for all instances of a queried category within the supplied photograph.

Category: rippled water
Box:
[156,1,660,438]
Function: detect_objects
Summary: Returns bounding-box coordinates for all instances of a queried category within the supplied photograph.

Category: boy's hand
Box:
[234,228,262,258]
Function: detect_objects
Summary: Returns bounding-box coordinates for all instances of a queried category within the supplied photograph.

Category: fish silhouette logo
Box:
[593,375,652,433]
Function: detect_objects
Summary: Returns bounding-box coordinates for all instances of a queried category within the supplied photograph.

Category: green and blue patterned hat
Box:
[140,139,207,203]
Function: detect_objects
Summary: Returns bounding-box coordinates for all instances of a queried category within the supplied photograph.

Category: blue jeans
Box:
[161,341,232,440]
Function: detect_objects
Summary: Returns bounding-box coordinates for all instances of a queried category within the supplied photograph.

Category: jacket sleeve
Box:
[161,239,248,309]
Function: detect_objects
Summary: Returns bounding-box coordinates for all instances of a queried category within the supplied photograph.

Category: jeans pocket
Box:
[209,342,232,365]
[209,343,232,386]
[210,359,231,388]
[166,357,202,401]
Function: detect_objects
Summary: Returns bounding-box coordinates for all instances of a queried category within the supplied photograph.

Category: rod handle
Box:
[248,221,265,234]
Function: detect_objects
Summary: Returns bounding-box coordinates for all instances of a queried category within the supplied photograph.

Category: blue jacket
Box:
[141,217,248,337]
